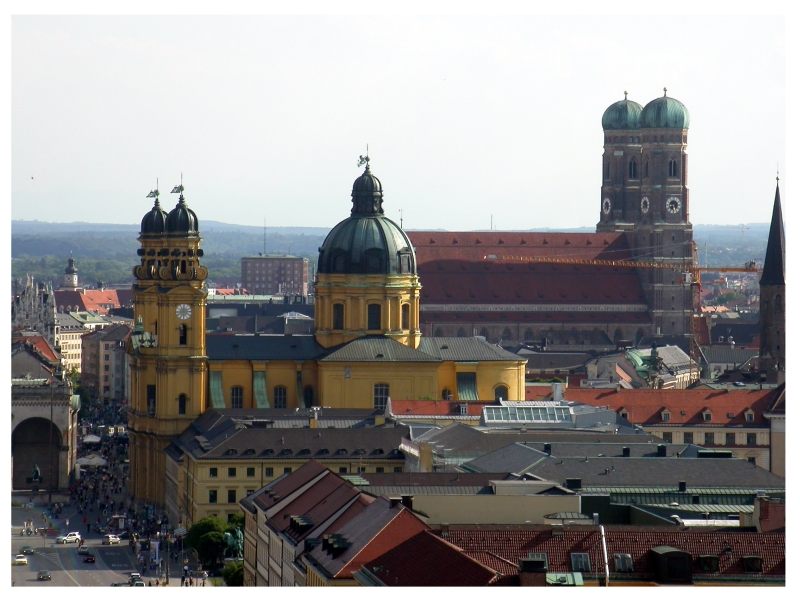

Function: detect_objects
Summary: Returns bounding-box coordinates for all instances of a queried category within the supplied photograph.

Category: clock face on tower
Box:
[602,197,611,215]
[176,304,192,320]
[666,196,682,214]
[640,196,650,214]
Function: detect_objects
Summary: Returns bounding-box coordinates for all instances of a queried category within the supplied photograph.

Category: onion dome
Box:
[641,89,690,129]
[166,194,199,235]
[318,161,417,275]
[601,92,643,130]
[65,256,77,275]
[140,197,169,235]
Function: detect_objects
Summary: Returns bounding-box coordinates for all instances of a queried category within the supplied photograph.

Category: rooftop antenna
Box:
[490,214,493,230]
[399,208,404,229]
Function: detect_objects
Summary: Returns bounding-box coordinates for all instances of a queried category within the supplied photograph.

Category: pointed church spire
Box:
[760,179,785,286]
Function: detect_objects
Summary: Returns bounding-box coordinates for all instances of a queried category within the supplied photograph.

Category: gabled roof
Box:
[54,289,123,315]
[246,460,329,513]
[359,530,502,586]
[320,336,439,363]
[558,387,778,427]
[207,333,326,361]
[417,337,525,361]
[11,332,60,363]
[407,231,647,307]
[306,497,428,579]
[497,455,784,489]
[440,525,785,580]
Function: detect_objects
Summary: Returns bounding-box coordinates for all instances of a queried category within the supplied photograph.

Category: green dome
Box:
[317,163,417,275]
[601,96,643,130]
[641,94,690,129]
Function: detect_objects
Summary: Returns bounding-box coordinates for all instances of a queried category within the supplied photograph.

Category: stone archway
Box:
[12,417,62,491]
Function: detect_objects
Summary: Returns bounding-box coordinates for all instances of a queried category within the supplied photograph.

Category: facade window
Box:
[358,466,366,473]
[644,160,649,178]
[704,432,715,446]
[747,433,757,446]
[401,304,410,329]
[494,385,509,401]
[208,490,217,504]
[726,432,736,446]
[231,386,244,409]
[628,159,638,179]
[179,324,187,345]
[373,383,390,411]
[265,467,274,477]
[333,303,345,329]
[147,384,157,416]
[339,467,348,474]
[613,553,633,573]
[376,467,384,473]
[228,467,236,478]
[283,467,292,475]
[274,386,287,409]
[571,553,591,572]
[246,467,255,478]
[661,432,673,443]
[669,159,678,177]
[683,431,693,444]
[178,393,187,415]
[210,468,218,479]
[227,490,236,503]
[367,303,382,330]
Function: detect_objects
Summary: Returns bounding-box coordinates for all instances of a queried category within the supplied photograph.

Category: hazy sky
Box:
[11,13,786,230]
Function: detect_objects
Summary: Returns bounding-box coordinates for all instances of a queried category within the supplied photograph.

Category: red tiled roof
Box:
[423,311,651,324]
[389,399,492,417]
[253,460,329,512]
[363,530,502,586]
[54,289,123,315]
[12,333,60,363]
[408,231,648,307]
[440,525,785,580]
[524,387,777,426]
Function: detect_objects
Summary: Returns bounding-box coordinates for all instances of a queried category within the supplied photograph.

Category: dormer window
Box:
[619,409,629,421]
[702,410,712,422]
[745,410,755,423]
[661,410,671,422]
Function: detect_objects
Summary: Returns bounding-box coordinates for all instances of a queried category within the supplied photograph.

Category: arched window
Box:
[434,327,444,337]
[457,327,467,337]
[775,295,783,315]
[231,386,244,409]
[373,383,390,411]
[603,159,610,180]
[524,328,534,342]
[480,328,490,339]
[501,327,513,341]
[332,303,344,329]
[401,304,410,329]
[179,324,187,345]
[494,385,509,401]
[367,303,381,330]
[274,385,287,409]
[628,159,638,179]
[669,159,678,177]
[303,386,314,408]
[178,393,187,415]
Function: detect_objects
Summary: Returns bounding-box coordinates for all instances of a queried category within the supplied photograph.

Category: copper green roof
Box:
[641,93,690,129]
[602,95,643,130]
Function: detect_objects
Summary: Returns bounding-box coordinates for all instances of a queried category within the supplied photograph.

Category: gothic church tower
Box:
[759,179,785,383]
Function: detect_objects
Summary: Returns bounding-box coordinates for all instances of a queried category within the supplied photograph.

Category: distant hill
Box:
[11,220,770,288]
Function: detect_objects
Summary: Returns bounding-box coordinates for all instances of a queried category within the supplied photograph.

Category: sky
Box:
[9,11,788,233]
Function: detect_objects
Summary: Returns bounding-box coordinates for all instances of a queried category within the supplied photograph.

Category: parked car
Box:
[102,534,121,545]
[78,545,92,555]
[19,545,35,555]
[56,532,82,544]
[13,554,28,565]
[83,553,96,563]
[37,570,52,581]
[130,580,146,587]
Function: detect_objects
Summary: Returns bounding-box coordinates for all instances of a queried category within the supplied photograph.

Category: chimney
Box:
[657,444,667,457]
[552,382,564,402]
[400,495,413,510]
[622,446,630,457]
[565,478,582,490]
[518,555,548,586]
[678,481,687,492]
[543,443,552,455]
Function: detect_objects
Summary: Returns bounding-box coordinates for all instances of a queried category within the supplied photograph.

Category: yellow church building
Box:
[127,160,527,508]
